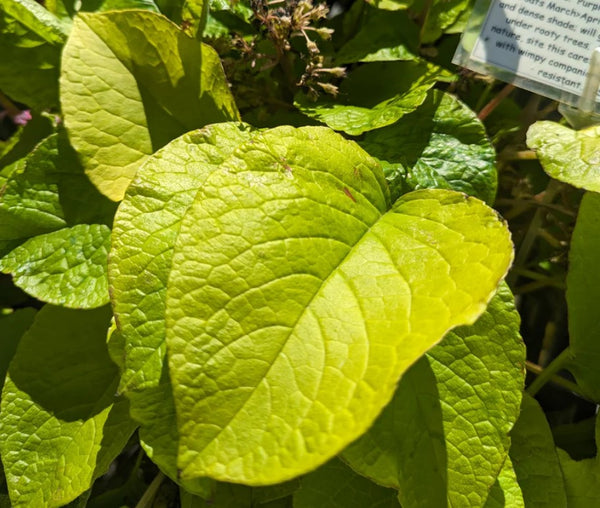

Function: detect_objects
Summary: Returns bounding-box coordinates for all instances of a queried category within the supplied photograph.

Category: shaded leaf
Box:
[565,191,600,401]
[293,458,400,508]
[556,448,600,508]
[342,283,525,507]
[335,6,419,64]
[527,122,600,192]
[509,393,567,508]
[0,308,36,392]
[0,305,137,507]
[295,60,452,135]
[0,0,68,110]
[0,224,111,309]
[420,0,472,43]
[60,10,239,200]
[360,90,497,204]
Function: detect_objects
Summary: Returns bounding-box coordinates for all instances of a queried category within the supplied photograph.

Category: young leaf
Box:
[0,305,137,507]
[293,458,400,508]
[0,0,68,110]
[360,90,497,204]
[342,283,525,508]
[295,61,452,135]
[527,122,600,192]
[60,10,240,201]
[419,0,473,44]
[483,456,525,508]
[0,224,111,309]
[565,191,600,401]
[509,393,568,507]
[162,125,512,484]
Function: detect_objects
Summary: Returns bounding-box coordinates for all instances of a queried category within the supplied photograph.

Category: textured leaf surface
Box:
[0,224,110,308]
[509,394,567,508]
[162,125,512,484]
[0,0,67,110]
[60,10,239,200]
[0,305,137,507]
[294,458,400,508]
[0,132,116,245]
[527,122,600,192]
[342,283,525,507]
[110,123,253,393]
[565,191,600,401]
[295,61,451,135]
[361,90,497,204]
[484,456,525,508]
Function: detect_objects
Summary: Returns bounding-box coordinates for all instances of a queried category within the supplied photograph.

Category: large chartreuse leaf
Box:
[60,10,239,201]
[342,283,525,508]
[564,191,600,401]
[360,90,497,204]
[484,457,525,508]
[0,224,111,308]
[0,0,68,110]
[295,61,452,135]
[0,305,137,507]
[527,122,600,192]
[157,125,512,484]
[509,394,567,507]
[293,458,400,508]
[109,123,254,492]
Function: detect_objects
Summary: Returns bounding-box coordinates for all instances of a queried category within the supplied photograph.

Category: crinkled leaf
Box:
[110,123,253,393]
[293,458,400,508]
[420,0,472,43]
[527,122,600,192]
[161,125,512,484]
[335,7,418,64]
[0,0,68,110]
[0,308,36,392]
[484,456,525,508]
[342,283,525,508]
[60,10,239,201]
[295,61,452,135]
[565,191,600,401]
[509,393,567,508]
[0,132,116,246]
[360,90,497,204]
[0,305,137,507]
[0,224,111,309]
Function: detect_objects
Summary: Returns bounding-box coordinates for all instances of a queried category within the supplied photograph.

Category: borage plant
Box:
[1,0,599,506]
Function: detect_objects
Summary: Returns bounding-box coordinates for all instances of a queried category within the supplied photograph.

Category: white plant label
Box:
[463,0,600,103]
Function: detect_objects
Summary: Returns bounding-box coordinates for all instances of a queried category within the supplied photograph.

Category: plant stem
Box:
[498,149,538,161]
[506,179,562,287]
[478,83,515,121]
[134,471,165,508]
[526,348,575,396]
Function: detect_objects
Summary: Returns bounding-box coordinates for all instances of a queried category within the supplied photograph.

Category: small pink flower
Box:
[12,110,32,126]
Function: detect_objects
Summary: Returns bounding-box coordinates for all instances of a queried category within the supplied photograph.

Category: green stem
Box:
[526,348,575,396]
[506,179,562,287]
[134,471,165,508]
